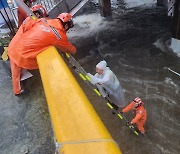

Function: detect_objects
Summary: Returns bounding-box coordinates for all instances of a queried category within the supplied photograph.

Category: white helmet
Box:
[133,97,142,108]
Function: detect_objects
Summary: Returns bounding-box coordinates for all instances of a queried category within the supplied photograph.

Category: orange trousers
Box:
[10,60,22,94]
[136,118,146,134]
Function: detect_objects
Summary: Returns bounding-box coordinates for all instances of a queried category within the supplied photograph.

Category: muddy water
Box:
[68,1,180,154]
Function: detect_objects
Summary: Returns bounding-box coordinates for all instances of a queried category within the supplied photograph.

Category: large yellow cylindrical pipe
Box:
[37,46,121,154]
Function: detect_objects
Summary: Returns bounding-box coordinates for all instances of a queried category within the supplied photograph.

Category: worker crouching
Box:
[8,13,76,95]
[121,97,147,135]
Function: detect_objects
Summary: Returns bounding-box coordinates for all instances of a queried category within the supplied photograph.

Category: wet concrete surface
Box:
[0,1,180,154]
[0,61,55,154]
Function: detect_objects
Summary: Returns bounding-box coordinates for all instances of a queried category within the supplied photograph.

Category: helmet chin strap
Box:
[134,104,140,108]
[133,100,142,108]
[64,24,69,31]
[58,18,74,31]
[64,20,74,31]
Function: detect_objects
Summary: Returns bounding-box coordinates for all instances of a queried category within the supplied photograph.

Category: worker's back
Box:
[8,18,75,70]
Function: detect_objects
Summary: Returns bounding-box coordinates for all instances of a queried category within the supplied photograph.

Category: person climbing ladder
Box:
[121,97,147,135]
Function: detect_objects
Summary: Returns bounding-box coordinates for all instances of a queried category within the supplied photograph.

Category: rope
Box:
[168,67,180,76]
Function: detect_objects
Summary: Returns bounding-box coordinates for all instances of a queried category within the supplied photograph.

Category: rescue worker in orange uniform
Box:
[121,97,147,134]
[17,0,34,27]
[8,13,76,95]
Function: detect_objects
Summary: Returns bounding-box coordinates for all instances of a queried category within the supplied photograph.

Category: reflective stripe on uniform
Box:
[42,19,61,40]
[50,26,61,40]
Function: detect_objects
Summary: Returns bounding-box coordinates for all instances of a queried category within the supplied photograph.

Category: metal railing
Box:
[36,0,60,11]
[8,0,61,27]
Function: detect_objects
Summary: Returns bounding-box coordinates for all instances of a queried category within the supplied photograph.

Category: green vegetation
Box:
[0,36,12,47]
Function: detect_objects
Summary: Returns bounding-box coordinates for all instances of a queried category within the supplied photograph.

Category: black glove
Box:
[126,122,130,126]
[119,111,123,114]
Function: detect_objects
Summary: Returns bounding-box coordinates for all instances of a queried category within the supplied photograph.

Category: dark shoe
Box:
[139,131,146,136]
[15,89,28,96]
[112,110,116,114]
[21,89,28,94]
[114,106,119,111]
[111,103,119,111]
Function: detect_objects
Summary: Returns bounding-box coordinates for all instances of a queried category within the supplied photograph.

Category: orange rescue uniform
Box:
[122,102,147,134]
[18,7,28,28]
[8,17,76,94]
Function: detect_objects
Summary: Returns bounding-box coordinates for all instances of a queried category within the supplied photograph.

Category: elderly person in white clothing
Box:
[87,60,127,110]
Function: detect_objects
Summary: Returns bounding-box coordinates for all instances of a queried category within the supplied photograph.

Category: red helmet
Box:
[31,4,48,18]
[133,97,142,107]
[57,13,72,22]
[57,13,74,31]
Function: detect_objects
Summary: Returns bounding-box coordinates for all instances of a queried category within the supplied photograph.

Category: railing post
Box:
[98,0,112,20]
[170,0,180,56]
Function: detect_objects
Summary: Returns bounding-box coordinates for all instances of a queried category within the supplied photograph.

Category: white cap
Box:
[96,60,107,71]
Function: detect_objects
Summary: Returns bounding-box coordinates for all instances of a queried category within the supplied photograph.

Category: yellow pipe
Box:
[37,46,121,154]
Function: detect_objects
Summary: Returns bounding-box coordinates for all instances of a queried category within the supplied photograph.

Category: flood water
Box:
[68,0,180,153]
[0,0,180,154]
